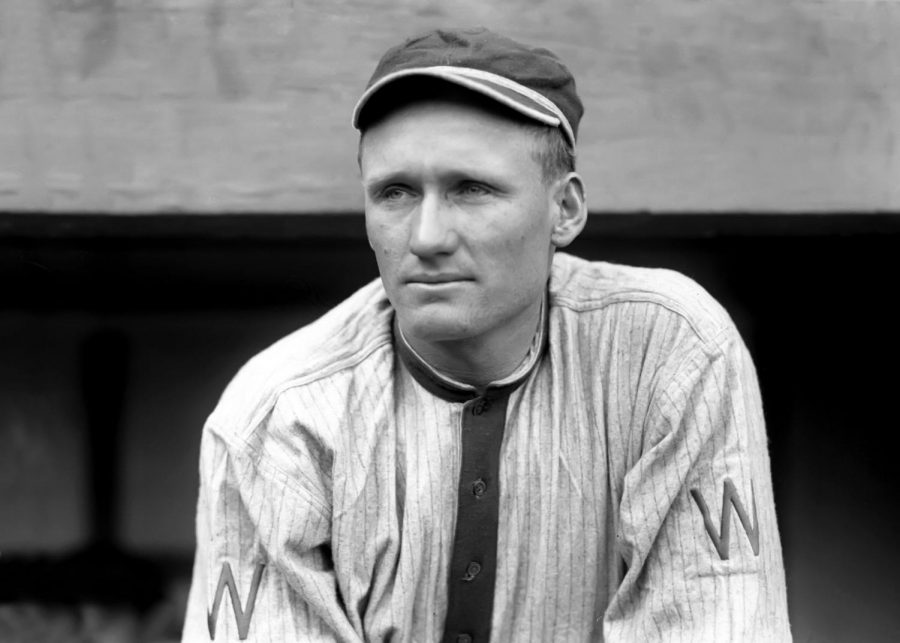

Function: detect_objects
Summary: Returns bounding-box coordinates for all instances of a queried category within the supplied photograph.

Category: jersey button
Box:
[472,478,487,497]
[462,561,482,581]
[471,398,491,415]
[456,634,473,643]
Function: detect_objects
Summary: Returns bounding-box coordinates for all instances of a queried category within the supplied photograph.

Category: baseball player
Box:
[183,27,791,642]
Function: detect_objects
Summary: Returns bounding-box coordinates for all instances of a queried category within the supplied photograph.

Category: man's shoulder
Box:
[549,252,734,345]
[207,277,395,440]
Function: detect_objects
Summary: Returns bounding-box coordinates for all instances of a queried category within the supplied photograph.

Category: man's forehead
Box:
[360,102,541,186]
[359,97,539,171]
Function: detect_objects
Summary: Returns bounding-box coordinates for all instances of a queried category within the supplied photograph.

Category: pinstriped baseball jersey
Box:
[183,251,790,642]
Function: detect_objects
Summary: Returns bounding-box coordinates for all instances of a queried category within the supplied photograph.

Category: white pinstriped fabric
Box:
[183,252,790,642]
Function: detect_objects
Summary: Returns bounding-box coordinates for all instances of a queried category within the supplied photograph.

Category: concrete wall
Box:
[1,0,897,213]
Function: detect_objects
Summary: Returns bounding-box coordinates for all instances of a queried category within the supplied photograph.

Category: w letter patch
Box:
[690,478,760,560]
[207,562,265,640]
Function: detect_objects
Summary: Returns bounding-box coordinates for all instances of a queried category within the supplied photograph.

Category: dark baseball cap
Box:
[352,27,583,148]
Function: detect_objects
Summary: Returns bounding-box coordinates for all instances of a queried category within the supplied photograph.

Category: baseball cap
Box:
[352,27,583,149]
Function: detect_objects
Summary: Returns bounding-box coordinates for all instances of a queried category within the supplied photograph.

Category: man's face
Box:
[360,99,558,346]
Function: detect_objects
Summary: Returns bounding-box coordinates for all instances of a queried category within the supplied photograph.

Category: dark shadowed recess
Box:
[1,212,899,641]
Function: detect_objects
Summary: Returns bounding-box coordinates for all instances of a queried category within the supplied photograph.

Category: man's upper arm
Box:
[605,329,790,641]
[183,425,359,642]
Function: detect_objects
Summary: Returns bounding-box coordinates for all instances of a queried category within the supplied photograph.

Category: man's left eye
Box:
[459,183,490,197]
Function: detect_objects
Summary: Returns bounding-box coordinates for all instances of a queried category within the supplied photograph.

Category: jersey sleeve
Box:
[604,328,791,641]
[182,425,361,642]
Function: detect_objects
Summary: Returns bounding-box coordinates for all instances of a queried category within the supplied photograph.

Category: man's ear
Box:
[550,172,587,249]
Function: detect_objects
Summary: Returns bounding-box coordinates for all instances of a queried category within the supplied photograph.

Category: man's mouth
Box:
[406,274,471,284]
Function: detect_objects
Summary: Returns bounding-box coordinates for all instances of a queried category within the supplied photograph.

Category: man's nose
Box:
[408,193,458,257]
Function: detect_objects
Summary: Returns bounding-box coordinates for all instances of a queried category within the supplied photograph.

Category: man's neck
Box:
[399,298,545,390]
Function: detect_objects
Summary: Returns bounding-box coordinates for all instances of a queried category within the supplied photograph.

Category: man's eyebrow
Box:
[362,172,412,193]
[444,169,511,191]
[363,159,518,186]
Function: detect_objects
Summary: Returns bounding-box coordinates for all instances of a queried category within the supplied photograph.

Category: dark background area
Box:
[1,213,899,641]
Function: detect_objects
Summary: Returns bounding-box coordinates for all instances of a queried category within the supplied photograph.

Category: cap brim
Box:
[352,66,576,149]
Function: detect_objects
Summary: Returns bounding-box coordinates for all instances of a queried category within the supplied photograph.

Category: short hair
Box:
[523,121,576,184]
[357,77,575,184]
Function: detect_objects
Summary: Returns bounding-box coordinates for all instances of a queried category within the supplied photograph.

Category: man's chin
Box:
[396,308,480,345]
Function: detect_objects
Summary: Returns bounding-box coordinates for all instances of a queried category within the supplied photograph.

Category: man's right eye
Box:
[380,186,412,201]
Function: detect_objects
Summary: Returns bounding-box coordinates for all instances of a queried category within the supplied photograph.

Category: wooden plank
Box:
[0,0,897,212]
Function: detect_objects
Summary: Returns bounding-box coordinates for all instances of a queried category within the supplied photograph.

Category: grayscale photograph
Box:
[1,1,898,641]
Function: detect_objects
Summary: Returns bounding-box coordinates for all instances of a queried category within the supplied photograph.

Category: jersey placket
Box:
[392,312,545,642]
[441,391,510,643]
